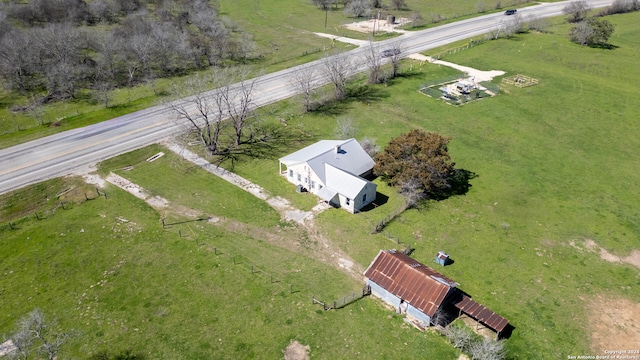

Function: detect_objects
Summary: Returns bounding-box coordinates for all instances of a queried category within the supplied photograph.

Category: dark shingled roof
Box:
[454,295,510,333]
[363,250,459,317]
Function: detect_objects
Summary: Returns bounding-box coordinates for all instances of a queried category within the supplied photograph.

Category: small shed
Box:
[436,251,449,266]
[363,250,459,327]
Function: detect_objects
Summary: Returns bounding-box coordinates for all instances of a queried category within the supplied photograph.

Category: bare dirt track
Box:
[283,340,310,360]
[588,295,640,353]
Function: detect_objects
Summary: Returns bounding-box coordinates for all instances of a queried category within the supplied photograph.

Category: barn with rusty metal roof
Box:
[364,249,511,339]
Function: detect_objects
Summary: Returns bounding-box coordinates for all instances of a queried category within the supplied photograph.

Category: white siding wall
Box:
[285,163,324,193]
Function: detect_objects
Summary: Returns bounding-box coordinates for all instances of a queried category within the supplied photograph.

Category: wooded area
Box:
[0,0,256,104]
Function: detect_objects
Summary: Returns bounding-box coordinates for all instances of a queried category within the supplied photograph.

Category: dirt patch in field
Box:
[283,340,310,360]
[568,239,640,270]
[587,295,640,353]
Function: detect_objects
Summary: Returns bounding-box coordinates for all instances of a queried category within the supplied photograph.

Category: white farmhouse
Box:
[278,139,377,213]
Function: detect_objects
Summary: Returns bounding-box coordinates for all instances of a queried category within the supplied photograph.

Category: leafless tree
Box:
[503,13,524,36]
[34,23,84,98]
[444,324,474,350]
[312,0,332,9]
[364,42,383,84]
[524,14,550,33]
[344,0,371,18]
[563,0,591,23]
[476,1,487,13]
[390,0,407,10]
[598,0,640,15]
[570,20,593,45]
[410,11,424,28]
[171,67,259,154]
[9,309,68,360]
[87,0,119,24]
[386,42,403,78]
[223,70,258,147]
[469,337,506,360]
[169,74,227,155]
[289,68,319,112]
[488,24,504,40]
[26,95,45,126]
[334,116,357,139]
[321,52,353,100]
[312,0,332,27]
[359,137,381,158]
[0,28,38,94]
[399,178,425,209]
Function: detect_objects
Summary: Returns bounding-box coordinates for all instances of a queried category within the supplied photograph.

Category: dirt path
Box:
[88,143,365,281]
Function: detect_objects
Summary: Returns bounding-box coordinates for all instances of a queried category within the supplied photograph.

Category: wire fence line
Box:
[312,285,371,311]
[2,186,108,231]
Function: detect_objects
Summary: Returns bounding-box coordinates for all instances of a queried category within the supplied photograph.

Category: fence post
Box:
[251,265,254,274]
[233,256,236,265]
[289,284,292,294]
[161,219,165,228]
[35,212,40,220]
[270,274,273,283]
[179,230,182,237]
[214,247,217,255]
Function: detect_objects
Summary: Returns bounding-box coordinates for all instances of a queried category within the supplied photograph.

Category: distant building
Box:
[279,139,376,213]
[364,249,512,339]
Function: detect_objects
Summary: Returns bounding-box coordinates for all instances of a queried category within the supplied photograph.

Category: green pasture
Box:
[0,176,457,358]
[0,0,543,149]
[225,11,640,359]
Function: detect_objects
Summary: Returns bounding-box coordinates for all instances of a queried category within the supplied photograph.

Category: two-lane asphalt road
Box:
[0,0,614,195]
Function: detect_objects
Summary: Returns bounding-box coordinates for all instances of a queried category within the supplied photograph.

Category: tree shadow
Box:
[213,123,312,169]
[89,349,146,360]
[429,168,478,201]
[311,85,389,116]
[345,84,389,104]
[311,97,352,116]
[589,43,618,50]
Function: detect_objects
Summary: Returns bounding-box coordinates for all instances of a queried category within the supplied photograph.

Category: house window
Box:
[319,185,323,189]
[297,173,301,182]
[289,170,293,177]
[346,198,350,206]
[311,181,315,189]
[363,193,367,202]
[304,177,308,184]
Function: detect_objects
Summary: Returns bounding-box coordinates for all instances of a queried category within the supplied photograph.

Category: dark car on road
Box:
[380,49,401,58]
[504,9,517,15]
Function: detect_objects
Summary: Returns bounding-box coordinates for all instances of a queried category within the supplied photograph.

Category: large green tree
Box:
[374,129,457,202]
[570,17,616,46]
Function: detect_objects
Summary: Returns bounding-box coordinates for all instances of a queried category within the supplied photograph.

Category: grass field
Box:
[221,11,640,359]
[0,0,542,150]
[2,9,640,360]
[0,175,457,358]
